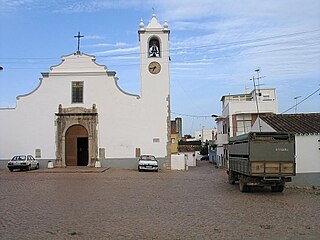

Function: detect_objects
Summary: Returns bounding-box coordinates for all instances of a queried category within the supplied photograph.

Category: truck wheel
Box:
[239,178,247,192]
[228,173,235,185]
[271,185,284,192]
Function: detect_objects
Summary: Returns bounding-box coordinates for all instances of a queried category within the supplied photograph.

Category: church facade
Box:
[0,15,171,169]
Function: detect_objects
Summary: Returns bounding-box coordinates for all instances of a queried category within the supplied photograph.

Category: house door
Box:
[65,125,88,166]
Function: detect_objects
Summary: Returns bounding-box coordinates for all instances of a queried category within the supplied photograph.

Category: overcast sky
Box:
[1,0,319,135]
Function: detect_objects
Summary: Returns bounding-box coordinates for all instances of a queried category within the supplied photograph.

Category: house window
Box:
[135,148,141,158]
[236,114,252,135]
[72,81,83,103]
[153,138,160,143]
[35,149,41,158]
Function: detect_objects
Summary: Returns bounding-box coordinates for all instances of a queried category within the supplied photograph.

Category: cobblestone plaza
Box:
[1,161,319,239]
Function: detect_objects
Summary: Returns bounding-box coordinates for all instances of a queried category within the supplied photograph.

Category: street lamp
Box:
[294,96,301,113]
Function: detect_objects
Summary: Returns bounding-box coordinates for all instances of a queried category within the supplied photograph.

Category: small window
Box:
[72,81,83,103]
[153,138,160,143]
[135,148,141,158]
[35,149,41,158]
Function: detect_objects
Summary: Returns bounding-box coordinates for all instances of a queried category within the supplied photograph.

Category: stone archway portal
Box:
[55,104,98,168]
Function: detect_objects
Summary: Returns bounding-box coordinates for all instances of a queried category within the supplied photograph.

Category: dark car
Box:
[200,155,209,160]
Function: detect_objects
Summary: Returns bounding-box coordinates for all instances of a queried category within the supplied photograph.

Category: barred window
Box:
[72,82,83,103]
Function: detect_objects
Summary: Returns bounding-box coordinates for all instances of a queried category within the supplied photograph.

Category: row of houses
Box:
[213,87,320,186]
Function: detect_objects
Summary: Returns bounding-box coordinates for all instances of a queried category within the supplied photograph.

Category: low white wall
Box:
[171,154,186,170]
[185,152,196,167]
[195,151,201,161]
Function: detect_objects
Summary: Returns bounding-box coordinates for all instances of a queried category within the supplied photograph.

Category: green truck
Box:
[228,132,295,192]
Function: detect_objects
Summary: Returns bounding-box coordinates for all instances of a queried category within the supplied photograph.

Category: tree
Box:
[200,140,209,155]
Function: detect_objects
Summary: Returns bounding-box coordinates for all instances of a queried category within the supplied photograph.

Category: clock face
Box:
[148,61,161,74]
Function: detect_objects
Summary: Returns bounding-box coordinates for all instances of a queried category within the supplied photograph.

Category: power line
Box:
[3,41,319,70]
[281,86,320,114]
[1,28,319,61]
[171,112,213,118]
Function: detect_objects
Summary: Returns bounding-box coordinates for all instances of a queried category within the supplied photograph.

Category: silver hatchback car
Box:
[7,155,39,172]
[138,155,159,172]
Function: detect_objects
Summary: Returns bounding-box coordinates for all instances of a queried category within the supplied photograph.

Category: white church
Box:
[0,15,171,169]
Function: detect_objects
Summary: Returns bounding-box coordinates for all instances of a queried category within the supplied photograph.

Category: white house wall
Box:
[295,135,320,174]
[222,100,278,138]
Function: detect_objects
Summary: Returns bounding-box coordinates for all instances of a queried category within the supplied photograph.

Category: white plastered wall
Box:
[0,52,169,160]
[295,135,320,173]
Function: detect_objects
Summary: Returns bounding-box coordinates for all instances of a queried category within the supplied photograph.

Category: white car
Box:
[138,155,159,172]
[7,155,39,172]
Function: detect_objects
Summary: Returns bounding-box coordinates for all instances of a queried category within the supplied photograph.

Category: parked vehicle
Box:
[228,132,295,192]
[7,155,39,172]
[138,155,159,172]
[200,155,209,160]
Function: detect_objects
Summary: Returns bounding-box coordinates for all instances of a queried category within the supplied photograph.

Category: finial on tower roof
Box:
[163,20,169,30]
[139,18,145,30]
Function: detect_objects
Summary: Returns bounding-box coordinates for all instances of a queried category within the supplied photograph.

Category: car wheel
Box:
[228,172,236,185]
[9,168,13,172]
[36,163,39,170]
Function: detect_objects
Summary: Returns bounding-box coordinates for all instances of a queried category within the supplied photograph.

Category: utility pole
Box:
[294,96,301,113]
[251,72,261,132]
[250,76,261,132]
[255,68,262,99]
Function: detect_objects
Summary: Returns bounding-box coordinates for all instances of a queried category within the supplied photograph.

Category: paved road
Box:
[0,161,319,239]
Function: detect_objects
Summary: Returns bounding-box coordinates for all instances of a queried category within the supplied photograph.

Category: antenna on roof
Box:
[251,69,262,132]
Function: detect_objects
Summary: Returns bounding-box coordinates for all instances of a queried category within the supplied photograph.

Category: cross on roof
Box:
[74,32,84,54]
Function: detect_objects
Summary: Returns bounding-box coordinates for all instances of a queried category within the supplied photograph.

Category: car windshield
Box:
[12,155,26,161]
[140,155,156,161]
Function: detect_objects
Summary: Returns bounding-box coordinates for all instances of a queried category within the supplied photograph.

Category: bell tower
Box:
[138,14,170,99]
[138,15,171,169]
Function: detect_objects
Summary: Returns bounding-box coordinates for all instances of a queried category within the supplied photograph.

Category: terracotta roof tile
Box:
[260,113,320,134]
